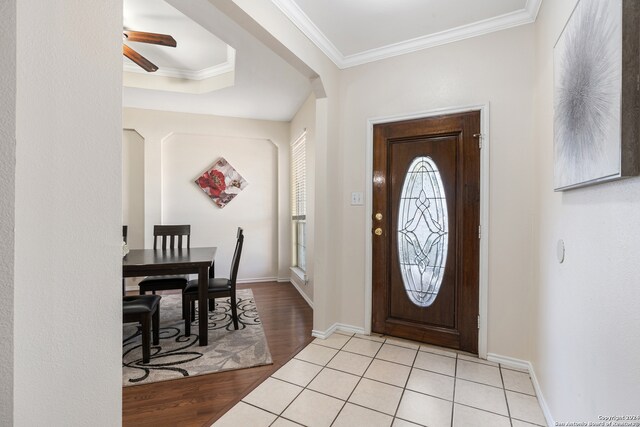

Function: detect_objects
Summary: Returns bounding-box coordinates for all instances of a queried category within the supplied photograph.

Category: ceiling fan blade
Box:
[123,31,177,47]
[123,44,158,72]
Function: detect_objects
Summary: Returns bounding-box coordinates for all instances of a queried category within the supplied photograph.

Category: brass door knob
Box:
[374,228,383,236]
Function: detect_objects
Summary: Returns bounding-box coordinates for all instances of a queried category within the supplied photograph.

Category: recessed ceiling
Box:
[123,0,230,78]
[122,0,312,121]
[271,0,542,68]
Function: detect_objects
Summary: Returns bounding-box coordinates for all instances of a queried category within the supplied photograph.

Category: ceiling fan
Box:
[122,30,177,72]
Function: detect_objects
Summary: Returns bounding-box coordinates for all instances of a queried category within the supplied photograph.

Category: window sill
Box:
[290,266,307,284]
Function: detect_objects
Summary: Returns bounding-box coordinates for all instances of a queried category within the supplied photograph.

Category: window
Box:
[291,131,307,272]
[398,156,448,307]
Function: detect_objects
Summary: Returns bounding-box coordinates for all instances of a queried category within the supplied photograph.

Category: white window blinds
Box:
[291,131,306,220]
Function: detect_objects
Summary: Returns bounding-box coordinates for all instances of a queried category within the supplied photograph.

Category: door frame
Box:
[364,104,490,358]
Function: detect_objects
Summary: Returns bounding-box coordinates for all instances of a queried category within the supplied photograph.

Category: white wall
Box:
[338,26,537,359]
[229,0,343,333]
[290,93,316,303]
[123,130,145,250]
[0,0,16,422]
[12,0,123,425]
[162,133,278,281]
[532,0,640,419]
[123,108,291,281]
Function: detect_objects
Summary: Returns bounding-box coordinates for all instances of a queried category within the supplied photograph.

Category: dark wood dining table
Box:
[123,247,217,346]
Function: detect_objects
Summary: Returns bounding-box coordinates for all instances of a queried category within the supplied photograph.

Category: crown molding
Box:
[270,0,344,65]
[270,0,542,69]
[123,46,236,80]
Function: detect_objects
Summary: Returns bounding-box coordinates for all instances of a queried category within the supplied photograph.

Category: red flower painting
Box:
[195,157,248,208]
[196,169,226,197]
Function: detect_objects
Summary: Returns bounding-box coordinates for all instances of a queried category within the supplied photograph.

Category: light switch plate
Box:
[351,192,364,206]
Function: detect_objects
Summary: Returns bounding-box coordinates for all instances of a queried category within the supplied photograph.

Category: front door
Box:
[372,111,480,353]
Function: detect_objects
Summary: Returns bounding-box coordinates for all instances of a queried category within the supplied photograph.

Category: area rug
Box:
[123,289,272,386]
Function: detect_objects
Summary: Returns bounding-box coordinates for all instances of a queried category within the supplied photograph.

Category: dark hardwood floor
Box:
[122,282,314,427]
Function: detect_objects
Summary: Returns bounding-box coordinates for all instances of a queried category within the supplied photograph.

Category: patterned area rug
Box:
[123,289,272,386]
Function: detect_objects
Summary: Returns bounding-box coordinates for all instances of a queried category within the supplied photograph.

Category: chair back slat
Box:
[229,228,244,287]
[153,225,191,250]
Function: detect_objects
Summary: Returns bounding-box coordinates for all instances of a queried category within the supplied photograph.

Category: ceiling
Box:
[123,0,230,78]
[271,0,542,68]
[123,0,541,121]
[122,0,312,121]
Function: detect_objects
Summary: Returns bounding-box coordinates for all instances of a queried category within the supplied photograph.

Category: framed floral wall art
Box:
[553,0,639,191]
[195,157,248,208]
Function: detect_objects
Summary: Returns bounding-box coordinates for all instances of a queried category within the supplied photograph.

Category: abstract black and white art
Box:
[554,0,624,190]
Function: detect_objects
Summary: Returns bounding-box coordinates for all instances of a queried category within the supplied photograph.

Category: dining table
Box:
[123,247,217,346]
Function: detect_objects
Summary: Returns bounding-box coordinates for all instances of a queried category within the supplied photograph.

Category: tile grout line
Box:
[244,380,304,426]
[499,364,514,427]
[267,334,353,426]
[239,400,301,426]
[510,416,546,427]
[390,341,426,427]
[454,402,516,420]
[450,352,458,427]
[329,336,389,427]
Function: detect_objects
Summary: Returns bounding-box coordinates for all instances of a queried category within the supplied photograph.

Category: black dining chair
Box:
[122,225,161,363]
[138,225,192,311]
[123,294,161,363]
[183,227,244,336]
[122,225,128,296]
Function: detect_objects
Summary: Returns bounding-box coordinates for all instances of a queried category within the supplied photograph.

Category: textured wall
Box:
[532,0,640,419]
[13,0,123,424]
[0,0,16,423]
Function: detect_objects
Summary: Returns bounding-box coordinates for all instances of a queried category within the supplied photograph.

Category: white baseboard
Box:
[289,276,313,309]
[236,277,278,284]
[487,352,530,371]
[312,323,365,339]
[487,353,554,427]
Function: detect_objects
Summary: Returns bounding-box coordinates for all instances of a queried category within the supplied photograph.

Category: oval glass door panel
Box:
[398,156,449,307]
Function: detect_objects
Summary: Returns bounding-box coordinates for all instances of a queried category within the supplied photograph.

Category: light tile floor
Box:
[213,332,547,427]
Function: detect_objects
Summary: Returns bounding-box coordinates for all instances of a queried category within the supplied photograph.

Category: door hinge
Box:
[473,133,484,149]
[477,315,480,329]
[478,225,482,239]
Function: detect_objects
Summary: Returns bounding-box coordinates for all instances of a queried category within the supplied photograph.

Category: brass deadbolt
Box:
[374,228,383,236]
[375,212,383,221]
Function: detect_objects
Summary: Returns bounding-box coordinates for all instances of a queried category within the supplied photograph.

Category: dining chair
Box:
[122,225,128,296]
[123,225,128,243]
[123,294,161,363]
[183,227,244,336]
[139,224,191,294]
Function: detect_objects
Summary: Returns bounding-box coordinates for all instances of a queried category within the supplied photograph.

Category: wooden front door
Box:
[372,111,481,353]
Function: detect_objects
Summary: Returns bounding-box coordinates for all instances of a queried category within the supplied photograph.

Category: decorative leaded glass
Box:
[398,157,448,307]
